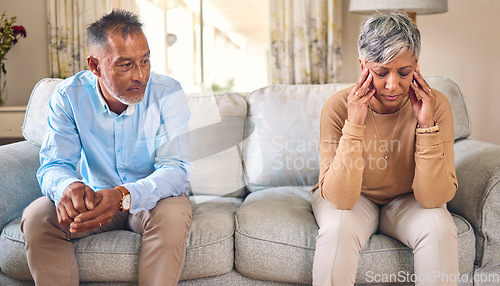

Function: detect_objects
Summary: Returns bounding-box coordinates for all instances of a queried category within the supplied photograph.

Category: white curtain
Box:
[47,0,137,78]
[270,0,342,84]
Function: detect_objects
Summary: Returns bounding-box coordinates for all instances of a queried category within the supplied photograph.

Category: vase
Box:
[0,72,5,106]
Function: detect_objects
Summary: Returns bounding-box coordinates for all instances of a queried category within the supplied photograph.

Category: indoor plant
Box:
[0,11,27,105]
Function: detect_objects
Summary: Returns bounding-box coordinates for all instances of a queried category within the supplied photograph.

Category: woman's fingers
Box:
[359,74,373,97]
[365,85,376,101]
[355,68,369,87]
[410,70,436,127]
[347,69,375,126]
[412,69,434,99]
[352,68,369,97]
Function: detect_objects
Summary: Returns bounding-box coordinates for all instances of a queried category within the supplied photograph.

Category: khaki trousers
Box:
[21,194,192,286]
[311,190,458,286]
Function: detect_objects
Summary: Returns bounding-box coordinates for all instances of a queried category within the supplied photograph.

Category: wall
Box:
[341,0,500,145]
[2,0,500,145]
[0,0,50,107]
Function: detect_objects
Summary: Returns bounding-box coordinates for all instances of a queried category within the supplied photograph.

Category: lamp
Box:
[349,0,447,24]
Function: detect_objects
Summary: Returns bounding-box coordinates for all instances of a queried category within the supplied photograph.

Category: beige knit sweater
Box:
[316,86,457,209]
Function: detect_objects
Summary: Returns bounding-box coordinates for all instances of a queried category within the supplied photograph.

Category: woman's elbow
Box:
[416,188,456,209]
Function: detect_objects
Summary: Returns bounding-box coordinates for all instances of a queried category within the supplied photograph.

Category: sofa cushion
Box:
[187,94,247,198]
[0,142,42,231]
[425,75,471,141]
[452,139,500,268]
[235,186,317,283]
[243,84,350,190]
[0,196,241,282]
[182,196,242,280]
[234,187,475,284]
[22,78,62,146]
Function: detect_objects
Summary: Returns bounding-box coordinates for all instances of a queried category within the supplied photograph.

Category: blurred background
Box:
[1,0,499,146]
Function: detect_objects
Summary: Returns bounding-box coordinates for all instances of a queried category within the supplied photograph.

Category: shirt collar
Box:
[95,80,137,116]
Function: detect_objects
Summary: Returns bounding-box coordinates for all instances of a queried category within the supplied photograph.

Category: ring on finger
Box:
[99,222,102,227]
[355,91,362,97]
[428,88,431,92]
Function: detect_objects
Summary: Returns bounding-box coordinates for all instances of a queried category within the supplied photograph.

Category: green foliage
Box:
[211,79,235,93]
[0,11,27,104]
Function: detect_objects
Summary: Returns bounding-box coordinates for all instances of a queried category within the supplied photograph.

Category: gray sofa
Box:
[1,76,499,285]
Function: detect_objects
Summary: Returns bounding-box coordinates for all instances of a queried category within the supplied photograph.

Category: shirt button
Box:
[117,148,122,153]
[123,177,127,181]
[116,118,120,122]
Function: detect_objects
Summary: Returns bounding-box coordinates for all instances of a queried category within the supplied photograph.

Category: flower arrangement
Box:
[0,11,27,105]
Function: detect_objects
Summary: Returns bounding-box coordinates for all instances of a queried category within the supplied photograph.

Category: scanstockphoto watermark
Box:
[366,271,500,284]
[270,136,401,171]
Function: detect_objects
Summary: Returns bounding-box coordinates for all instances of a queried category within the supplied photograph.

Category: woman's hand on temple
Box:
[347,68,376,126]
[409,69,436,128]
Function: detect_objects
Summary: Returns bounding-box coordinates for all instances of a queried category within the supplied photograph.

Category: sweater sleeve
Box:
[412,90,458,208]
[318,92,366,209]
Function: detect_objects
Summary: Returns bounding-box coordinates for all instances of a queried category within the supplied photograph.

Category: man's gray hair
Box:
[87,9,143,50]
[358,12,421,64]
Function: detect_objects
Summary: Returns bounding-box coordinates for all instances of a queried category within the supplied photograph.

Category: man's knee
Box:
[21,197,56,233]
[155,194,191,219]
[21,197,67,244]
[148,194,192,241]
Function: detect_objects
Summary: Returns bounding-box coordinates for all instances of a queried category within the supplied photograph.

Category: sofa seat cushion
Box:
[235,187,475,284]
[0,196,241,282]
[235,186,317,283]
[182,196,242,280]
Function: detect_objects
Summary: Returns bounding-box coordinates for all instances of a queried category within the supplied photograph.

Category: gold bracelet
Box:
[416,124,440,134]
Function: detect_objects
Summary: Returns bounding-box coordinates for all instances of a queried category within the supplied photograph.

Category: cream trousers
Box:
[311,190,458,286]
[21,194,192,286]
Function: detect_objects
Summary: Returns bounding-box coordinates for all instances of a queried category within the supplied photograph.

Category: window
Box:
[139,0,269,93]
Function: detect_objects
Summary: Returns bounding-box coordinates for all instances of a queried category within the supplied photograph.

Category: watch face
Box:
[122,194,131,210]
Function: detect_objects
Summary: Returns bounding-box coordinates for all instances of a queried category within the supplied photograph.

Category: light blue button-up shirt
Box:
[37,71,192,213]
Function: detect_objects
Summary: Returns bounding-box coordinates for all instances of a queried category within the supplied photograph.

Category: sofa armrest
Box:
[449,139,500,268]
[0,141,42,230]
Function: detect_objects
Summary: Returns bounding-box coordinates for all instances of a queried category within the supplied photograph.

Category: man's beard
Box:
[113,91,144,105]
[102,77,145,105]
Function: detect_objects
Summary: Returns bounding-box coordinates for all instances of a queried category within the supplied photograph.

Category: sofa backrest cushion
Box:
[23,78,247,198]
[243,76,471,190]
[187,93,247,198]
[424,75,471,140]
[23,78,63,146]
[243,83,351,190]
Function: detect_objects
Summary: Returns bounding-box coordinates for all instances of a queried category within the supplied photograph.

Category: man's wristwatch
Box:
[116,186,131,212]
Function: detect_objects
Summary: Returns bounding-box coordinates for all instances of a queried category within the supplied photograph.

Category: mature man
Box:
[21,9,192,286]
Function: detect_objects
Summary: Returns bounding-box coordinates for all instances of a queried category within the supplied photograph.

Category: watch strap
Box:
[116,185,130,196]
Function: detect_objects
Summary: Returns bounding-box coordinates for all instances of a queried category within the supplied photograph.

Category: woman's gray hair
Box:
[358,12,421,64]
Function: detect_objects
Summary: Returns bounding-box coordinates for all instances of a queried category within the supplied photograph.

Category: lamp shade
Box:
[349,0,447,15]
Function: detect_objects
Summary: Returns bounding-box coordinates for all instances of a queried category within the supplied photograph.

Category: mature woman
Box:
[312,12,458,285]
